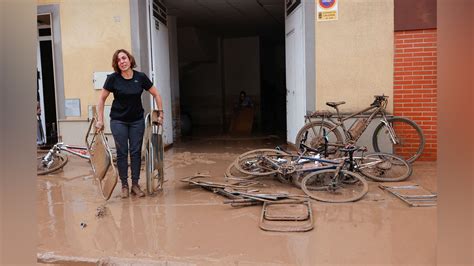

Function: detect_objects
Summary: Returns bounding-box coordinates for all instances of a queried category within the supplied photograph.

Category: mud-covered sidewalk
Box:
[37,138,437,265]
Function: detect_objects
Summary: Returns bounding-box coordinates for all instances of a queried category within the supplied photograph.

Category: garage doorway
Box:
[166,0,287,139]
[37,13,58,146]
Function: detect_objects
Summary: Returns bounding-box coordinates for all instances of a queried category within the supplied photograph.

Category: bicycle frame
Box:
[276,149,364,191]
[40,143,89,166]
[41,117,97,165]
[259,146,388,179]
[305,96,398,145]
[59,144,90,159]
[254,148,353,177]
[295,154,388,174]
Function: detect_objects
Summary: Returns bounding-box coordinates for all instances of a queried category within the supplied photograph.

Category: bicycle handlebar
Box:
[371,95,389,107]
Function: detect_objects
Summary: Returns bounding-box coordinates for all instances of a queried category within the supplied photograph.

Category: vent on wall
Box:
[153,0,167,26]
[286,0,301,16]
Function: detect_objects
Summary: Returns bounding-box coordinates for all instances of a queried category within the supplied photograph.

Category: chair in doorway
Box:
[229,106,254,136]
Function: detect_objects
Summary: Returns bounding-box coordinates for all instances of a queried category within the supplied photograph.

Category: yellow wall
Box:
[315,0,394,113]
[38,0,132,119]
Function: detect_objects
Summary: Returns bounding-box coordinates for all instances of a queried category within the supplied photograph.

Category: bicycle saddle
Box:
[326,101,346,108]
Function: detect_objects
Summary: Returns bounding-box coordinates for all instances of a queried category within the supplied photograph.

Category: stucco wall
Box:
[315,0,394,113]
[38,0,132,120]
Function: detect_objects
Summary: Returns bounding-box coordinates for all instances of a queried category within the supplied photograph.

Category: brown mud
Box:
[37,138,436,265]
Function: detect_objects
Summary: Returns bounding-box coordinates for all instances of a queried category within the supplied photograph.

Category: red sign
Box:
[319,0,336,9]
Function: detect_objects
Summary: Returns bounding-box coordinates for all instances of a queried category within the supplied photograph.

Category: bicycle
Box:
[37,109,121,200]
[295,95,425,163]
[234,145,412,203]
[36,117,98,175]
[235,146,369,203]
[37,115,115,175]
[235,143,412,181]
[37,143,91,175]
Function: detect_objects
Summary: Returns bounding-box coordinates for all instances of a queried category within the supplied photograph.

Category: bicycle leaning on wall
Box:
[295,95,425,163]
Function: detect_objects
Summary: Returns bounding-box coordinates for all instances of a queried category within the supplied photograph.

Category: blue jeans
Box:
[110,118,145,187]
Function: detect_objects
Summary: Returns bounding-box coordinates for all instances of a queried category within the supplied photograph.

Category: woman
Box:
[96,49,163,198]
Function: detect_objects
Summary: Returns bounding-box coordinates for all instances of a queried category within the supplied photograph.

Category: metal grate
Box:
[285,0,301,16]
[153,0,167,26]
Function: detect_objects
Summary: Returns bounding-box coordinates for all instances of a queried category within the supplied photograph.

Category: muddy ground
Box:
[37,137,436,265]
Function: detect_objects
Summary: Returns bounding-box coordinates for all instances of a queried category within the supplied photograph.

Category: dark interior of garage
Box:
[165,0,286,139]
[37,13,58,146]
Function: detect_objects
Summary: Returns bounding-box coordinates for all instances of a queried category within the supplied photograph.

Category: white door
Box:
[148,0,173,145]
[37,42,46,143]
[285,6,306,143]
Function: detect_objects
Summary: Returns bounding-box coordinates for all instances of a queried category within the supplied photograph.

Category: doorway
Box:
[37,13,58,146]
[165,0,287,139]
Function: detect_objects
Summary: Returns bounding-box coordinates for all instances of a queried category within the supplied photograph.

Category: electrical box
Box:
[93,72,113,90]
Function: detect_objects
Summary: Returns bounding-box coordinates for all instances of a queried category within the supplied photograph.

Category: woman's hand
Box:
[95,121,104,132]
[148,86,164,125]
[158,113,164,125]
[97,89,110,133]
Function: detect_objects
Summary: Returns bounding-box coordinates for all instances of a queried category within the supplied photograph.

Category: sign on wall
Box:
[65,98,81,117]
[317,0,338,21]
[93,71,113,90]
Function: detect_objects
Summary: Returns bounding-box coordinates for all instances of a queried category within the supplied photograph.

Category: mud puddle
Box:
[37,138,437,265]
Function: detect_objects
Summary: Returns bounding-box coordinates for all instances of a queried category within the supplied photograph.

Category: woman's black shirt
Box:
[103,70,153,122]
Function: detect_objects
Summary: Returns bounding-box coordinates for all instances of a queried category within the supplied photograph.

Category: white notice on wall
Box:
[93,71,113,90]
[317,0,338,21]
[65,98,81,117]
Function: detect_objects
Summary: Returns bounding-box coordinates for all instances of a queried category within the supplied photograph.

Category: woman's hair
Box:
[111,49,136,73]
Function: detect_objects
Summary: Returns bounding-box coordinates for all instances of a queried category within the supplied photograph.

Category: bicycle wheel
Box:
[225,160,254,179]
[295,121,343,154]
[356,153,412,182]
[291,163,331,188]
[300,169,368,203]
[37,153,68,175]
[291,173,305,189]
[235,149,289,176]
[372,117,425,163]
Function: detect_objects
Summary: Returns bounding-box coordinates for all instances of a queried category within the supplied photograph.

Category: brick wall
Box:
[394,29,437,161]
